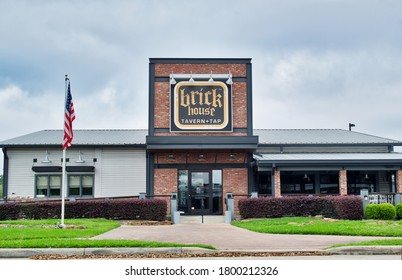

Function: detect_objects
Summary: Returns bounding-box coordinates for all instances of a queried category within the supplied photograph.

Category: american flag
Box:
[63,80,76,150]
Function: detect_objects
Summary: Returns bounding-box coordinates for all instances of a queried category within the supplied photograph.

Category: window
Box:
[281,172,315,194]
[35,175,61,197]
[257,171,272,195]
[68,175,94,197]
[347,171,376,195]
[319,173,339,194]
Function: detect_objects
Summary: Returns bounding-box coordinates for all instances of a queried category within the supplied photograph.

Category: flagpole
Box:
[60,74,69,227]
[61,148,66,227]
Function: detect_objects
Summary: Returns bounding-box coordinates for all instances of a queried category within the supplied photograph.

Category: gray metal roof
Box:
[0,129,148,147]
[254,129,402,145]
[254,153,402,162]
[0,128,401,147]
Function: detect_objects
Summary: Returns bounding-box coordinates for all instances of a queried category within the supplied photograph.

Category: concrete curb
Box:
[0,246,401,258]
[325,246,402,255]
[0,247,214,258]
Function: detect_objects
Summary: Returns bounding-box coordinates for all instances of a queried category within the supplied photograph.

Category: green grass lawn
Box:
[232,217,402,237]
[329,239,402,248]
[0,219,214,249]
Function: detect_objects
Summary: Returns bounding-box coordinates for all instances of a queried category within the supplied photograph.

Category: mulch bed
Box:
[120,220,173,226]
[31,251,331,260]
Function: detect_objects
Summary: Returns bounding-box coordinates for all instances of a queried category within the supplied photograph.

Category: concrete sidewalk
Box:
[92,223,398,252]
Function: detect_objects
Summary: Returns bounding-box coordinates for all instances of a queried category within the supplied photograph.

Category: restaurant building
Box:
[1,58,402,216]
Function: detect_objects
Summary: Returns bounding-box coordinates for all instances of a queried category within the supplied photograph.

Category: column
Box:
[273,169,281,198]
[339,170,347,195]
[396,170,402,193]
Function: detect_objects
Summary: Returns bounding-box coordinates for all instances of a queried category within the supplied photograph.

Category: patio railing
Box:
[368,193,396,205]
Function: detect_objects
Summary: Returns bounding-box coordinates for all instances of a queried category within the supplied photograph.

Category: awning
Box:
[254,153,402,171]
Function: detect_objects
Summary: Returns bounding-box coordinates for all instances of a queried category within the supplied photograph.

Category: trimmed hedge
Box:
[365,203,396,220]
[396,204,402,219]
[0,198,167,221]
[238,196,363,220]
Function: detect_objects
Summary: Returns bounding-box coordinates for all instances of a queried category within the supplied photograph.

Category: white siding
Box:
[7,149,37,198]
[98,149,146,197]
[6,148,146,199]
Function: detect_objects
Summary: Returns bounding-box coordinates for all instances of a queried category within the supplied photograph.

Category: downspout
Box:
[2,148,8,201]
[247,153,255,193]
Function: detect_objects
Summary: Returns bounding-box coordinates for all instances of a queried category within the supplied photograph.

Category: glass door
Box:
[177,169,223,215]
[190,172,210,215]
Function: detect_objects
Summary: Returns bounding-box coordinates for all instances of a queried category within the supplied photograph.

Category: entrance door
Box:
[177,170,223,215]
[190,171,210,215]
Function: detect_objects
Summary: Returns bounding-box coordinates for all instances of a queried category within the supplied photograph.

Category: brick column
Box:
[154,168,178,215]
[339,170,348,195]
[396,170,402,193]
[273,169,281,198]
[223,168,248,217]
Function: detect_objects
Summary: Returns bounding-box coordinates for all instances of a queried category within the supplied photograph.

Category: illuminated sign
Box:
[170,81,232,132]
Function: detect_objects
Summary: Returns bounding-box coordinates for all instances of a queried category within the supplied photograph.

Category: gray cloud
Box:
[1,0,402,172]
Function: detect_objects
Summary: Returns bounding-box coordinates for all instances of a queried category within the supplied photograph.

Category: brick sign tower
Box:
[146,58,258,215]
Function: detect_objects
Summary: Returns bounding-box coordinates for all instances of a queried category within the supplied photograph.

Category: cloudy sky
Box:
[1,0,402,169]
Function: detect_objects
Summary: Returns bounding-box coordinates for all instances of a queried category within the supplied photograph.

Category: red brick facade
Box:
[154,63,246,77]
[223,168,249,216]
[154,82,170,129]
[154,168,178,214]
[152,63,248,135]
[149,58,254,217]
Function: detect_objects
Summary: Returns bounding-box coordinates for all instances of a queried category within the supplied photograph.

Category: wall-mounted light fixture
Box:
[188,72,195,84]
[226,73,233,85]
[42,151,52,163]
[171,73,233,83]
[170,73,176,85]
[198,154,205,161]
[76,151,85,163]
[208,71,214,83]
[168,153,175,160]
[229,154,236,160]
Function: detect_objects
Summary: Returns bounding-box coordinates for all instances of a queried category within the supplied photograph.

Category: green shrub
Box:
[0,198,167,221]
[396,204,402,219]
[365,203,396,220]
[365,204,381,219]
[238,196,363,220]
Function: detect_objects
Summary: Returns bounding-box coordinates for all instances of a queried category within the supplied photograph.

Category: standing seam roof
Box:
[0,129,401,146]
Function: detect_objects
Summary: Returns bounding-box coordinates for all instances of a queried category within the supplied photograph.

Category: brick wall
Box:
[154,82,170,128]
[155,64,246,77]
[152,62,248,135]
[154,168,178,214]
[232,82,247,128]
[155,152,247,165]
[223,168,248,216]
